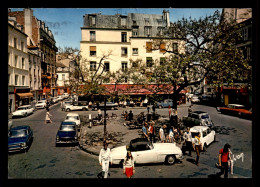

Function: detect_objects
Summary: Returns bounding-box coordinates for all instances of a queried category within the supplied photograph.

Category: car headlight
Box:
[56,136,59,141]
[74,136,78,140]
[20,142,26,147]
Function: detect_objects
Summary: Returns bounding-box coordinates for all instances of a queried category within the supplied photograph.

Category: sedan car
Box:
[111,138,183,165]
[64,113,81,127]
[190,126,215,152]
[191,96,200,103]
[156,99,173,108]
[35,100,47,109]
[56,121,79,146]
[12,105,34,118]
[92,102,118,110]
[216,104,252,119]
[8,125,33,153]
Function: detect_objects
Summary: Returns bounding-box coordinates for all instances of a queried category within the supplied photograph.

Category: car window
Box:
[201,114,209,119]
[60,125,75,131]
[191,114,199,119]
[207,128,211,134]
[66,116,79,120]
[10,129,27,137]
[191,132,199,138]
[203,130,207,137]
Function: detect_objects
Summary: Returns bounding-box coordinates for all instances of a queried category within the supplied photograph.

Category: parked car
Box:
[190,126,216,152]
[51,97,59,103]
[56,121,79,146]
[57,95,64,101]
[110,138,183,165]
[156,99,173,108]
[191,96,200,103]
[65,103,88,111]
[8,125,33,153]
[64,113,81,127]
[35,100,47,109]
[216,104,252,119]
[12,105,34,118]
[182,111,214,128]
[92,102,118,110]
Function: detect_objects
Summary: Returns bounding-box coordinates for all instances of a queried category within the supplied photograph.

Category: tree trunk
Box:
[172,84,178,110]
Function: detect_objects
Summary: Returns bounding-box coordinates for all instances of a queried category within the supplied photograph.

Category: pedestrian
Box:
[88,114,92,128]
[159,125,166,143]
[216,143,231,178]
[142,122,149,139]
[98,109,102,121]
[61,100,65,111]
[193,132,202,166]
[128,110,133,121]
[123,100,127,108]
[183,127,193,156]
[123,151,135,178]
[147,106,150,114]
[168,129,174,143]
[152,104,155,113]
[99,141,112,179]
[188,105,192,116]
[168,105,171,118]
[124,111,128,121]
[148,121,156,143]
[44,109,52,124]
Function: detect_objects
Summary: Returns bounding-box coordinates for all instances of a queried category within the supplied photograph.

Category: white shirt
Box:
[99,148,112,163]
[184,131,192,142]
[123,157,135,169]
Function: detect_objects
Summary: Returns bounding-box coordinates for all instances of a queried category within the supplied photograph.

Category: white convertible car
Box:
[190,126,216,151]
[111,138,183,165]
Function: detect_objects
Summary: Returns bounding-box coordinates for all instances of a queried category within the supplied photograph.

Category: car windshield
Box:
[9,129,27,137]
[191,132,200,138]
[201,114,209,119]
[17,107,26,110]
[66,116,79,120]
[60,125,75,131]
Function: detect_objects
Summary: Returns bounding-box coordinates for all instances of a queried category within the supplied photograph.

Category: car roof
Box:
[66,113,79,116]
[190,126,208,132]
[11,125,30,130]
[18,105,31,108]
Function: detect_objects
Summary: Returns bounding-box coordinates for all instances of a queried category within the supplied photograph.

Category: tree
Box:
[128,10,251,110]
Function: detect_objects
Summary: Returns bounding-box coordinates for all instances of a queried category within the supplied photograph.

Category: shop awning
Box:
[16,92,33,98]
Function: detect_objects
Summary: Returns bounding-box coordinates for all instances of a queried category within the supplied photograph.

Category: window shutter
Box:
[160,43,166,53]
[90,46,96,51]
[146,42,152,53]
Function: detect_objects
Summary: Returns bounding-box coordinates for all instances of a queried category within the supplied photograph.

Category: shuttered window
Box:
[146,42,152,53]
[160,43,166,53]
[90,46,96,56]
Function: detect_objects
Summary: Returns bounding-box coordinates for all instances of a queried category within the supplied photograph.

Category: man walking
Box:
[99,141,112,179]
[183,127,192,156]
[216,143,231,178]
[193,132,202,166]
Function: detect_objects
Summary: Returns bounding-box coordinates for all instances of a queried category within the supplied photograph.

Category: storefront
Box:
[14,87,33,110]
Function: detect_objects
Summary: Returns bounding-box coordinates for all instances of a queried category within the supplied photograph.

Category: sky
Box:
[10,8,222,50]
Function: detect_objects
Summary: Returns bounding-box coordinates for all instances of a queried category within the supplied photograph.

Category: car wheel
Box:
[83,108,86,111]
[66,108,71,112]
[165,155,176,165]
[24,113,28,117]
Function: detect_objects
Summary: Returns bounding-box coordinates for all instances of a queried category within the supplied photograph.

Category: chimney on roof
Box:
[24,8,33,46]
[163,10,170,27]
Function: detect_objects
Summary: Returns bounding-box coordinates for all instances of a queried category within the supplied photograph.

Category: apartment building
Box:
[9,8,58,99]
[56,55,71,95]
[80,10,185,99]
[8,18,31,113]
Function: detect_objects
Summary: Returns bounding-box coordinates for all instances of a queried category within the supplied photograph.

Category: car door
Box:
[207,128,214,144]
[134,144,157,164]
[202,129,210,146]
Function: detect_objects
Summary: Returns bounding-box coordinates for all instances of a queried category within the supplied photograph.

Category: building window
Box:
[90,31,96,41]
[173,43,178,53]
[22,58,25,69]
[89,16,96,26]
[146,42,152,53]
[144,26,152,36]
[21,41,24,51]
[15,75,18,85]
[121,17,127,27]
[132,28,138,37]
[144,18,150,25]
[160,57,166,65]
[22,76,25,85]
[15,55,18,67]
[146,57,153,67]
[121,32,127,42]
[62,74,65,80]
[90,61,96,71]
[158,27,164,35]
[132,48,138,55]
[121,47,128,57]
[104,62,110,72]
[160,43,166,53]
[14,38,17,48]
[121,62,128,71]
[90,46,96,56]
